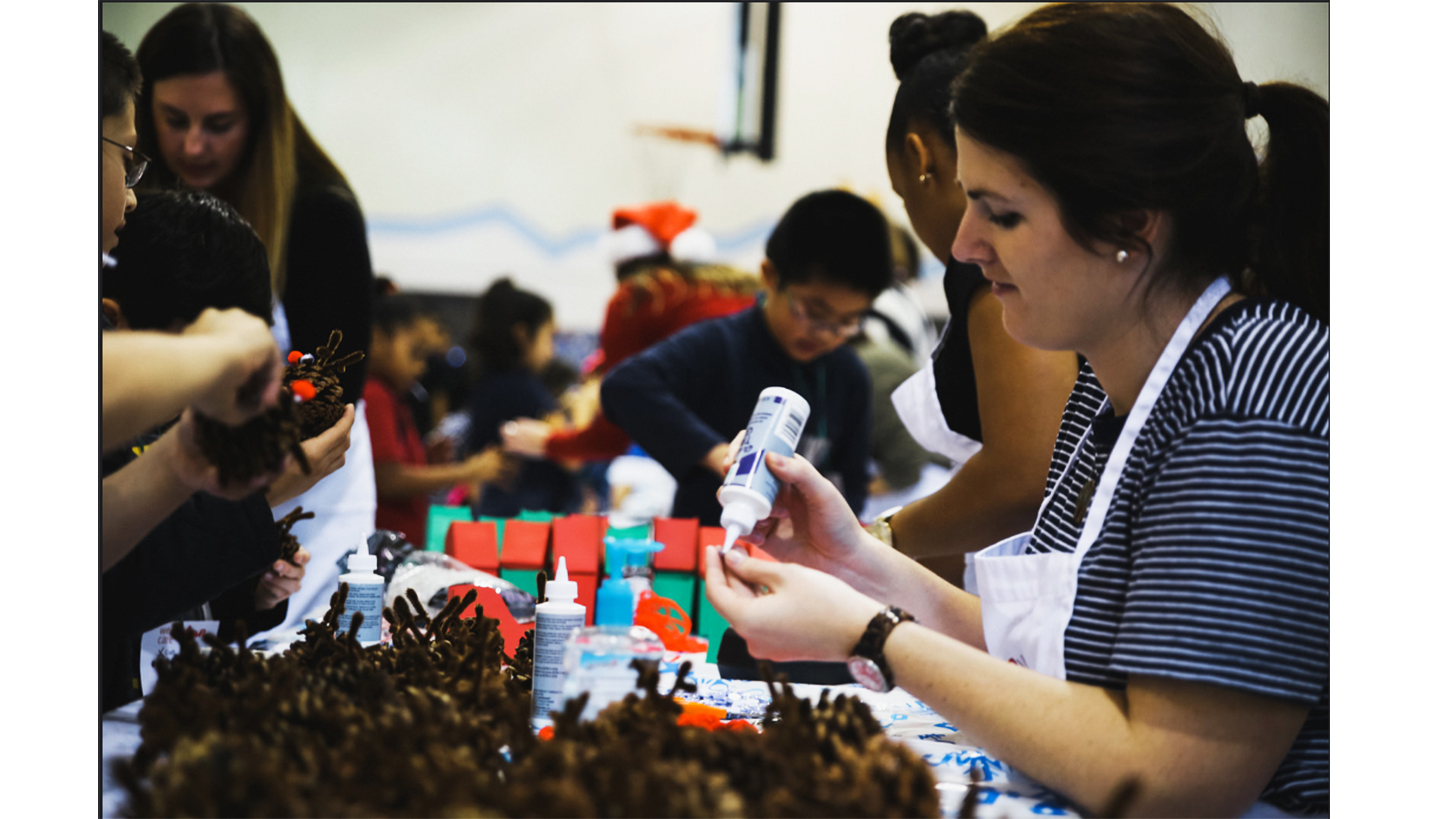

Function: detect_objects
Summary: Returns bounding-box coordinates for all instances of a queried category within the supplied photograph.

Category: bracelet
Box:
[865,505,902,549]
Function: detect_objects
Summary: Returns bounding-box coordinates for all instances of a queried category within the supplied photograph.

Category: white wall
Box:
[102,2,1330,331]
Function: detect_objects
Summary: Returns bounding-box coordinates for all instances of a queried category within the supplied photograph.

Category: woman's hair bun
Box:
[889,10,988,81]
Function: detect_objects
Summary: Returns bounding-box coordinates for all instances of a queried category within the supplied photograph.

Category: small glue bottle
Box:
[337,542,383,647]
[531,557,586,729]
[717,386,811,553]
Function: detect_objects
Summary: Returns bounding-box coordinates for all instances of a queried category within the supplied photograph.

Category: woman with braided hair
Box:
[707,4,1328,816]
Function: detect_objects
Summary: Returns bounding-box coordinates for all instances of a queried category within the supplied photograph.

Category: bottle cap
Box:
[348,543,377,573]
[719,499,757,537]
[545,556,580,603]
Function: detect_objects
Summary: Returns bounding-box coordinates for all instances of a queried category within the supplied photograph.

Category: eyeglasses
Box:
[101,137,150,188]
[785,293,866,338]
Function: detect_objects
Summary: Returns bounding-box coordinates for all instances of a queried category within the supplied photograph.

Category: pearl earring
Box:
[1115,249,1129,263]
[919,173,929,184]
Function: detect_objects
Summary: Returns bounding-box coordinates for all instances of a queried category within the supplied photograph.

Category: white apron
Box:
[253,303,378,641]
[962,278,1313,819]
[968,276,1230,678]
[891,357,983,471]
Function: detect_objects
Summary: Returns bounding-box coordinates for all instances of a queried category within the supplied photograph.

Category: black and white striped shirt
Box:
[1030,298,1329,814]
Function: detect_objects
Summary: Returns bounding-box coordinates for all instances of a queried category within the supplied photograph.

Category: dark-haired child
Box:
[102,189,348,711]
[366,293,512,546]
[602,189,892,526]
[462,278,580,517]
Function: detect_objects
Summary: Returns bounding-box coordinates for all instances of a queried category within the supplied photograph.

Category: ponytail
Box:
[1249,82,1330,324]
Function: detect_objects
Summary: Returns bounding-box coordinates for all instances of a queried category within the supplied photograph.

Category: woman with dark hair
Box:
[871,10,1080,583]
[133,3,375,636]
[464,279,579,517]
[706,5,1328,816]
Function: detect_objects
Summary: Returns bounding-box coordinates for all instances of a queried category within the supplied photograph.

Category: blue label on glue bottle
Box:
[717,387,810,541]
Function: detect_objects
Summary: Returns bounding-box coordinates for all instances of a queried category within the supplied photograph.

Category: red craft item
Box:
[634,590,708,653]
[652,518,699,572]
[451,584,532,653]
[445,521,499,572]
[287,350,303,363]
[291,379,317,401]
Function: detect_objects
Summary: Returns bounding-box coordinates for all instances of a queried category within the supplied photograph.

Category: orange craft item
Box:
[287,350,303,364]
[634,591,709,653]
[290,379,317,401]
[674,698,726,730]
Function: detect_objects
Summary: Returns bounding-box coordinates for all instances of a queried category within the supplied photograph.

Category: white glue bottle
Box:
[717,386,811,552]
[337,543,384,647]
[531,557,587,729]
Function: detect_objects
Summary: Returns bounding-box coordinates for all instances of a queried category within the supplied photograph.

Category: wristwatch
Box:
[866,505,902,549]
[847,605,916,692]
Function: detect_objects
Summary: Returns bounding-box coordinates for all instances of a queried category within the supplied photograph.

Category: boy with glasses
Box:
[602,190,892,527]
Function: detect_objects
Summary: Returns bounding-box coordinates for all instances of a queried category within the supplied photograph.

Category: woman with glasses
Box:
[706,4,1327,816]
[602,189,893,529]
[133,3,375,638]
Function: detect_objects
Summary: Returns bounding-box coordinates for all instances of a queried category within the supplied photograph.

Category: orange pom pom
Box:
[287,350,303,364]
[291,380,317,401]
[537,725,555,740]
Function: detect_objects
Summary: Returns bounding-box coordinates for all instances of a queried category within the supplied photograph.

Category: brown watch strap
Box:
[850,606,915,685]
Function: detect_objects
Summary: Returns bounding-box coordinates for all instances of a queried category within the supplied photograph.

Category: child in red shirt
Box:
[364,294,510,546]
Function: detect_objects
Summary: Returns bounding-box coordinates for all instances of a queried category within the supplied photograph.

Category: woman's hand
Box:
[501,418,553,458]
[255,547,310,611]
[740,451,875,577]
[703,545,882,663]
[266,404,355,507]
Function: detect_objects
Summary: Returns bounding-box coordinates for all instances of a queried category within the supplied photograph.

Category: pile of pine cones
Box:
[114,585,939,818]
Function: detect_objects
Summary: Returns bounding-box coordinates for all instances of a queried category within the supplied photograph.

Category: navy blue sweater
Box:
[602,305,872,525]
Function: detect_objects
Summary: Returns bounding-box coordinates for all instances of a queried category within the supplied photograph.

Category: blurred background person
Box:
[464,278,581,518]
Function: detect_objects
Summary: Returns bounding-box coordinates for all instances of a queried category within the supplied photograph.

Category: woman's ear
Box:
[904,130,933,179]
[1117,210,1165,246]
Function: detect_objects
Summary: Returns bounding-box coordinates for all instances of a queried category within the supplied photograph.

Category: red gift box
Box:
[445,520,499,572]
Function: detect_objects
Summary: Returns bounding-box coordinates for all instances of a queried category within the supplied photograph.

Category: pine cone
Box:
[194,388,311,488]
[275,506,317,562]
[286,329,364,439]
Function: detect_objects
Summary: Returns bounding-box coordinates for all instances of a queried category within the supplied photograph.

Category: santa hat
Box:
[603,201,717,266]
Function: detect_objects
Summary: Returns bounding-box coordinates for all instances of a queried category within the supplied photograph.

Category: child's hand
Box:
[704,428,746,478]
[255,547,310,611]
[501,418,552,458]
[266,404,355,507]
[466,445,517,488]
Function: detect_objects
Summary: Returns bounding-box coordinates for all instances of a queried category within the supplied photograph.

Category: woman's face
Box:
[151,72,251,191]
[949,129,1130,354]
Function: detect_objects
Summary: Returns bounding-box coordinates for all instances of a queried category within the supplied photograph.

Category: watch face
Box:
[848,657,889,692]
